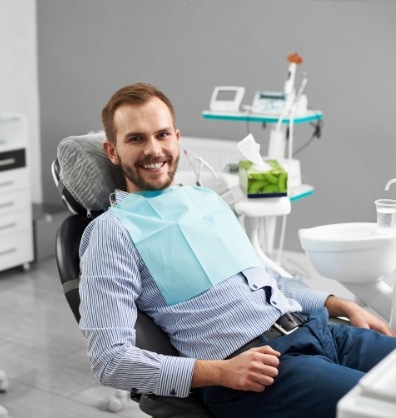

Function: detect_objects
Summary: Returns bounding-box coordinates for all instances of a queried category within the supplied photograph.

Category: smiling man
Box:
[79,83,396,418]
[102,90,180,192]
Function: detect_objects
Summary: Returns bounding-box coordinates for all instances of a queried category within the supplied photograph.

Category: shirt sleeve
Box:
[275,274,331,313]
[79,214,196,397]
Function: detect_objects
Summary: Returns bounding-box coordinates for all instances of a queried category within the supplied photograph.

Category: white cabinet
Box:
[0,113,34,271]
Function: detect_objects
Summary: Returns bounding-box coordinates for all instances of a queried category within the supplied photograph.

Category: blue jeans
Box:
[201,308,396,418]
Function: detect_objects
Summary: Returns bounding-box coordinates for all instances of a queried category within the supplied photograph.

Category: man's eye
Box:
[129,136,143,142]
[159,132,170,139]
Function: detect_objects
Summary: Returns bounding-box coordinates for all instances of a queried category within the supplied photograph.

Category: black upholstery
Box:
[140,391,214,418]
[52,158,215,418]
[55,214,90,322]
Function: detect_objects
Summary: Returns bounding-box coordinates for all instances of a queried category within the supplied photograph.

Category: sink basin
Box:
[299,222,396,283]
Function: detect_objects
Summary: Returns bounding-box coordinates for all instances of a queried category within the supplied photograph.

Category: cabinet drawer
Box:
[0,230,33,271]
[0,167,28,193]
[0,211,31,236]
[0,149,25,172]
[0,190,30,215]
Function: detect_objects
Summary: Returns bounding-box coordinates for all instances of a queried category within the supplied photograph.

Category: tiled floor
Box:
[0,257,148,418]
[0,250,355,418]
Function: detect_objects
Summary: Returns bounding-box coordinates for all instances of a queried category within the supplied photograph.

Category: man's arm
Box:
[189,295,396,394]
[325,295,396,337]
[192,345,280,392]
[189,296,396,394]
[79,215,196,397]
[276,274,395,337]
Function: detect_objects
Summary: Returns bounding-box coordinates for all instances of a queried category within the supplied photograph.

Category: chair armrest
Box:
[139,391,215,418]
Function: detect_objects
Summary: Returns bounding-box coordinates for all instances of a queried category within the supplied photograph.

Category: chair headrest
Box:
[56,133,126,215]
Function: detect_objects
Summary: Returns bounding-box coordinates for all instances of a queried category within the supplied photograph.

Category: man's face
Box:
[104,98,180,192]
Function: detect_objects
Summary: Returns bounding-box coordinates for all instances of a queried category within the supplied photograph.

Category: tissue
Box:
[237,134,271,171]
[237,134,288,198]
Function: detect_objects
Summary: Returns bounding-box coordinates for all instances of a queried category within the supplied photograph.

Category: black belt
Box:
[228,312,306,359]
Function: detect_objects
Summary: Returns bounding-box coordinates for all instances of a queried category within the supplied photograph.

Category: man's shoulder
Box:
[81,209,129,244]
[88,208,127,232]
[79,208,134,258]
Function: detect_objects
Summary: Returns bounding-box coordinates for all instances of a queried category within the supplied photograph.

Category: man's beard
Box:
[121,154,179,191]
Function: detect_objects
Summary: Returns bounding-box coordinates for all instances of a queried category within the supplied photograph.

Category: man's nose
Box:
[143,137,162,156]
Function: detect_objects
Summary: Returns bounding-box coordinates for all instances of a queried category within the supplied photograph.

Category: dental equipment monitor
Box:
[251,91,286,115]
[209,86,245,112]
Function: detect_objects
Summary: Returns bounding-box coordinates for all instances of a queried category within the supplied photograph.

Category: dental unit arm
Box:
[268,52,307,161]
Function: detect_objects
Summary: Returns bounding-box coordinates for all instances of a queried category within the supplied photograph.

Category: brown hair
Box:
[102,83,176,144]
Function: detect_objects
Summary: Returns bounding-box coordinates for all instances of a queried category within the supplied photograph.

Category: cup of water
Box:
[375,199,396,233]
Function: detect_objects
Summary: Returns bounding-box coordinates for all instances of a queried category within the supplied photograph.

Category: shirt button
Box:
[170,389,177,396]
[273,301,277,305]
[253,284,258,289]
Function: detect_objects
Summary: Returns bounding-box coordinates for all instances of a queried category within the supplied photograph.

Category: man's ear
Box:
[103,140,120,165]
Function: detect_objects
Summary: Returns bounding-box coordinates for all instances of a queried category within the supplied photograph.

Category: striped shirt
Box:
[79,190,330,398]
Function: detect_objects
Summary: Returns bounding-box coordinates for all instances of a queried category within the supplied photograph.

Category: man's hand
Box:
[192,345,280,392]
[224,345,281,391]
[325,295,396,337]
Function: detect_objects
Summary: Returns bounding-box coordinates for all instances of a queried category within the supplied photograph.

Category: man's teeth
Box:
[143,162,164,169]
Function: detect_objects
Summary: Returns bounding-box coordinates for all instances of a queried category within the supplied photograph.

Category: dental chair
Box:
[52,133,215,417]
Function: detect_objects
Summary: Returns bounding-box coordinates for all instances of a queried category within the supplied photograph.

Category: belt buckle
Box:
[272,321,299,336]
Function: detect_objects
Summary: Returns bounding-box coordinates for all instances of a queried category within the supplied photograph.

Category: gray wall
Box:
[37,0,396,250]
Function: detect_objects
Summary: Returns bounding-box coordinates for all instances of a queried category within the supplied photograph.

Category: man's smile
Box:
[140,161,166,170]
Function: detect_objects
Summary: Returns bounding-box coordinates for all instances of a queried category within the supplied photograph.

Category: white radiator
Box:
[175,135,243,204]
[178,136,241,173]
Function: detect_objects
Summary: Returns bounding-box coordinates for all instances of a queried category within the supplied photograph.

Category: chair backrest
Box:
[55,214,90,323]
[53,133,125,216]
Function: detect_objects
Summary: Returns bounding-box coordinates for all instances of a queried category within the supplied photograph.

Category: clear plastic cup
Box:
[375,199,396,233]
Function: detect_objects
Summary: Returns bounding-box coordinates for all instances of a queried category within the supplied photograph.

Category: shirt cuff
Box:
[156,356,196,398]
[300,289,331,313]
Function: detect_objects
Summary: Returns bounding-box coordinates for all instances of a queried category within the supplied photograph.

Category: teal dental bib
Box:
[111,186,261,305]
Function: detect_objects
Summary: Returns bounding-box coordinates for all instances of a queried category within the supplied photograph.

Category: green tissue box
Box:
[239,159,288,198]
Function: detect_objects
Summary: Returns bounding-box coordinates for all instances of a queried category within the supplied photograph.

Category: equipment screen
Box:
[215,90,237,101]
